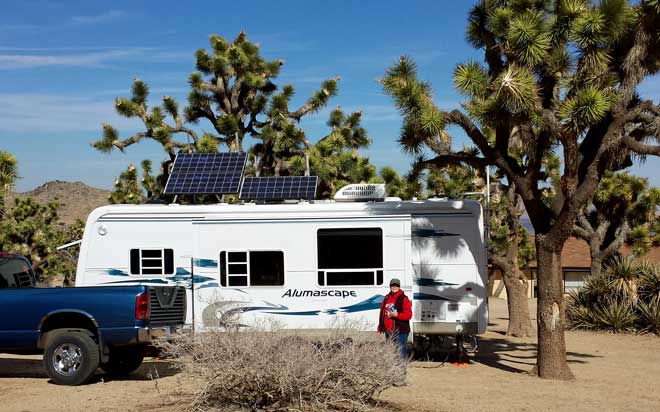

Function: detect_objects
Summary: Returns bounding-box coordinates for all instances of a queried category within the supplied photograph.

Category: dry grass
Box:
[159,327,405,412]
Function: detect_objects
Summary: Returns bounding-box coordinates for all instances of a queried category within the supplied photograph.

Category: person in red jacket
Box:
[378,278,412,363]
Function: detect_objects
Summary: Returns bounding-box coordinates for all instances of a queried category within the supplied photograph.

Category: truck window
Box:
[129,249,175,275]
[220,251,284,287]
[0,257,35,289]
[317,228,384,286]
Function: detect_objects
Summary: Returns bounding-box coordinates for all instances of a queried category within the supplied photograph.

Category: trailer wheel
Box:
[43,329,100,386]
[101,345,145,376]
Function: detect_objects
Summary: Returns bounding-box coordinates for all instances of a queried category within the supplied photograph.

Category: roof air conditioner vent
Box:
[334,184,386,202]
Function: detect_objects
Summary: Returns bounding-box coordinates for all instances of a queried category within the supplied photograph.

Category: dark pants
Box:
[385,331,409,363]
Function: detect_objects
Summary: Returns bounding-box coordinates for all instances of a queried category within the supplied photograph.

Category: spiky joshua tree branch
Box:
[382,0,660,380]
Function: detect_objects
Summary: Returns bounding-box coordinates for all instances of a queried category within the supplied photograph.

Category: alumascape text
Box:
[282,289,358,298]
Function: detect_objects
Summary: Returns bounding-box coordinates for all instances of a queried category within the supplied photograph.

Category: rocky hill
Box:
[7,181,110,225]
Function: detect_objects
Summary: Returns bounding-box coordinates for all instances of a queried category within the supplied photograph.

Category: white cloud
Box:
[0,49,143,69]
[71,10,126,24]
[0,47,194,70]
[0,93,143,133]
[0,9,128,34]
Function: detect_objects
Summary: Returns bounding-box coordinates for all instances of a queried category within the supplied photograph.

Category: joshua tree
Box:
[0,151,18,219]
[107,161,158,204]
[284,107,375,197]
[383,0,660,379]
[574,171,660,277]
[93,32,339,192]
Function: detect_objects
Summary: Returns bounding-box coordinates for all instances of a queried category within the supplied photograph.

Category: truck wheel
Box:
[101,345,145,376]
[43,329,100,386]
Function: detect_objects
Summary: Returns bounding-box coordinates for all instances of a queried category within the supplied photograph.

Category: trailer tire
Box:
[43,329,100,386]
[101,345,145,376]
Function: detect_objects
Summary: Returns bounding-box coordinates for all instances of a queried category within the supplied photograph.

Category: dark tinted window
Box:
[220,250,285,287]
[164,249,174,274]
[228,276,248,287]
[250,251,284,286]
[129,249,175,275]
[326,271,375,286]
[0,257,34,289]
[220,252,227,286]
[130,250,140,274]
[228,252,247,262]
[317,228,383,269]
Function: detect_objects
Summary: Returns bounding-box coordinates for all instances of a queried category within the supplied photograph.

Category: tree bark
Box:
[590,255,603,278]
[502,268,534,337]
[535,239,575,380]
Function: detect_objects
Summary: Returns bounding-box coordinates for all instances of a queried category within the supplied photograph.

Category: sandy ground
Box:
[1,298,659,412]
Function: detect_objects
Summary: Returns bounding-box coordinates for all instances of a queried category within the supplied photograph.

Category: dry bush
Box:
[160,327,405,411]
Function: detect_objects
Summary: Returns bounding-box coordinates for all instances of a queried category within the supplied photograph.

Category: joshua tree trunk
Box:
[490,183,534,337]
[535,238,574,380]
[590,255,603,278]
[492,255,534,337]
[503,267,534,337]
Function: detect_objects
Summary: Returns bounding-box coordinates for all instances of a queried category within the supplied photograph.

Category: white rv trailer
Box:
[75,194,488,337]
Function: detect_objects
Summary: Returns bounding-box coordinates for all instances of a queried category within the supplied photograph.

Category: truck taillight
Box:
[135,291,149,321]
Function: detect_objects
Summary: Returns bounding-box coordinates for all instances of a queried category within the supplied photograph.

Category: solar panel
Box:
[163,152,247,195]
[239,176,318,201]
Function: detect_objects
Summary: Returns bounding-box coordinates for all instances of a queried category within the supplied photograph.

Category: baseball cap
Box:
[390,278,401,287]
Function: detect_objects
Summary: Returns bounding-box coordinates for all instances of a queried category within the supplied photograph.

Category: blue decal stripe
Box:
[233,295,386,317]
[105,269,129,277]
[194,259,218,268]
[337,294,384,313]
[169,274,215,283]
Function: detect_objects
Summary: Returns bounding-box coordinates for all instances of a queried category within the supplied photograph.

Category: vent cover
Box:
[334,184,386,201]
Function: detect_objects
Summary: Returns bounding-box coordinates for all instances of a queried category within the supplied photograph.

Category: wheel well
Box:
[39,312,99,348]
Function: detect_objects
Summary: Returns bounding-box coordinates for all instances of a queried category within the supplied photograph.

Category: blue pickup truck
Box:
[0,253,186,385]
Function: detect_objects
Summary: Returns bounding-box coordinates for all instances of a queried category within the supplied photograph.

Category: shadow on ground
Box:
[0,357,179,383]
[473,336,601,373]
[411,330,602,374]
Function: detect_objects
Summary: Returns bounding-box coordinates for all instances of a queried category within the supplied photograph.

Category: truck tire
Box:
[43,329,100,386]
[100,345,145,376]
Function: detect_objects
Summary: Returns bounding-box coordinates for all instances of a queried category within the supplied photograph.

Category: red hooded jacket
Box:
[378,289,412,333]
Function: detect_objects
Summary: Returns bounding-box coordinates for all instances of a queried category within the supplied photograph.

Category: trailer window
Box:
[220,251,284,287]
[129,249,175,275]
[317,228,383,286]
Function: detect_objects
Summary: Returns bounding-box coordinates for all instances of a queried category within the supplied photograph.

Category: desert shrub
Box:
[592,298,637,333]
[567,257,660,335]
[604,256,641,303]
[637,300,660,335]
[639,263,660,304]
[566,290,598,330]
[160,328,404,411]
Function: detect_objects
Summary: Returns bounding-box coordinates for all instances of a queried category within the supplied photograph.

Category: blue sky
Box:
[1,0,658,192]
